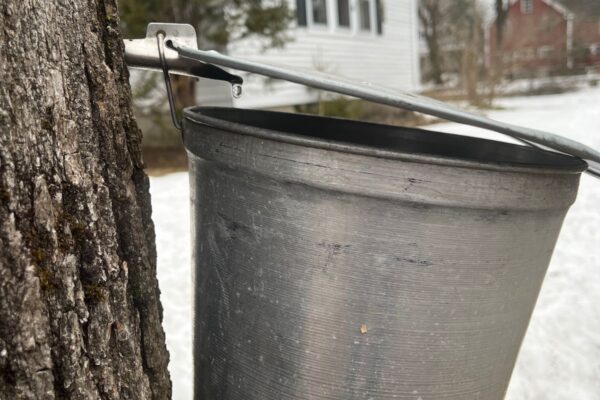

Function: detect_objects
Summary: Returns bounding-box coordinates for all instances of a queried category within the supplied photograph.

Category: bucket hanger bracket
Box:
[124,23,244,131]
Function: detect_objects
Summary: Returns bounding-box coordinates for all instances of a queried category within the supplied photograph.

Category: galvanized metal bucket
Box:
[183,107,586,400]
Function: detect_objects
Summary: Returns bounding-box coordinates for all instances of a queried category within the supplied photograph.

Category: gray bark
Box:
[0,1,171,399]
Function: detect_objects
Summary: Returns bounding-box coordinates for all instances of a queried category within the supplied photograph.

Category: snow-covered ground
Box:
[150,87,600,399]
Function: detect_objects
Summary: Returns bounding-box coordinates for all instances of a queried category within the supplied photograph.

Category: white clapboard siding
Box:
[196,0,420,109]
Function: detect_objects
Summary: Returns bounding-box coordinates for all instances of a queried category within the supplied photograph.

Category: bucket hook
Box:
[124,23,243,130]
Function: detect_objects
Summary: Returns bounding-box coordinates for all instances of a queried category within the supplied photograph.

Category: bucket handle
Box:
[124,23,600,179]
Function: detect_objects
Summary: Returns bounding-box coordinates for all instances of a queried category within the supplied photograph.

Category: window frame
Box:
[524,47,535,60]
[335,0,352,31]
[296,0,308,27]
[306,0,330,29]
[357,0,377,36]
[521,0,534,14]
[537,45,554,59]
[298,0,382,36]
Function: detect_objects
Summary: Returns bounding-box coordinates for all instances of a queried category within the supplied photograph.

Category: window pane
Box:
[521,0,533,14]
[359,0,371,31]
[338,0,350,27]
[297,0,307,26]
[375,0,383,34]
[312,0,327,24]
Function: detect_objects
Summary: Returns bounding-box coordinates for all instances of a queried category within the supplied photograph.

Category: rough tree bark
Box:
[0,1,171,399]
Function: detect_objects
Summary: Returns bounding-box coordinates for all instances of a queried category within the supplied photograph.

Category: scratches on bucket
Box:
[394,256,434,267]
[216,211,253,241]
[403,177,427,192]
[319,241,352,273]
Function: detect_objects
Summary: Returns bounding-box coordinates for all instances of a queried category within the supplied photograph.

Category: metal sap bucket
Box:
[183,107,586,400]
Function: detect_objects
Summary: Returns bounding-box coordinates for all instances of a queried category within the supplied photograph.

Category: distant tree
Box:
[486,0,508,104]
[120,0,294,114]
[494,0,508,47]
[418,0,444,85]
[121,0,293,49]
[419,0,486,106]
[458,0,486,106]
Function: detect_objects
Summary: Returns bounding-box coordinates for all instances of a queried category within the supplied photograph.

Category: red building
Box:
[488,0,600,78]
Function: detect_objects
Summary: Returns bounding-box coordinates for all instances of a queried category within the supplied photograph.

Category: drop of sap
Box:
[232,83,242,98]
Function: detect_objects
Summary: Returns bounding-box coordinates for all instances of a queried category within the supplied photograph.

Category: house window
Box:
[296,0,308,26]
[337,0,351,28]
[375,0,384,35]
[359,0,372,31]
[521,0,533,14]
[298,0,382,34]
[312,0,328,25]
[514,51,524,61]
[538,45,554,59]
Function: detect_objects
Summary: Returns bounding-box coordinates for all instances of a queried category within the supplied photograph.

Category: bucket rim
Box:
[183,106,588,175]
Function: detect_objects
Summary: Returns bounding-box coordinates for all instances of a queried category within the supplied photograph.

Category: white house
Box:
[197,0,421,109]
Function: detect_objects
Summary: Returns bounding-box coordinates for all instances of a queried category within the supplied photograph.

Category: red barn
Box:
[488,0,600,78]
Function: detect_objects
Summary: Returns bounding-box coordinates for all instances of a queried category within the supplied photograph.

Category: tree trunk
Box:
[418,1,444,85]
[461,0,484,107]
[487,0,508,104]
[494,0,507,48]
[0,1,171,399]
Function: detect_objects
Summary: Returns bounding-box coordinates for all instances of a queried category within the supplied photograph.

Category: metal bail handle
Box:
[171,43,600,178]
[124,23,600,178]
[157,32,181,130]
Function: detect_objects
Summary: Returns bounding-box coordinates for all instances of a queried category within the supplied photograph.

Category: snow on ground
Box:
[433,88,600,400]
[151,173,192,400]
[150,87,600,399]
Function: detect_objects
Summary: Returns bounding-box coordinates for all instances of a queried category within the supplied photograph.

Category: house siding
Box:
[197,0,420,109]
